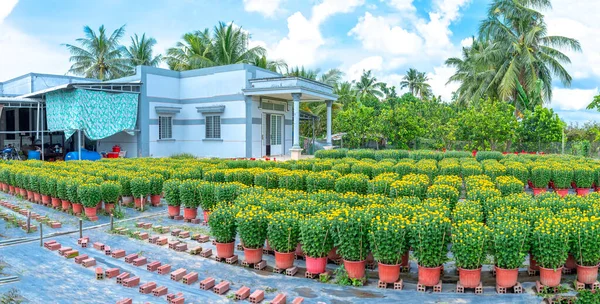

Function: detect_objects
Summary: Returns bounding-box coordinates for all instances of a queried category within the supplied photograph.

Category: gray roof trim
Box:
[155,106,182,114]
[196,105,225,114]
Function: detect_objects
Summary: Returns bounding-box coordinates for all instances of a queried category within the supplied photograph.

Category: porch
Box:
[243,76,338,160]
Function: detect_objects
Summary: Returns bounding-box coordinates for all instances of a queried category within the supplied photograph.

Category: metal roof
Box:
[19,81,142,99]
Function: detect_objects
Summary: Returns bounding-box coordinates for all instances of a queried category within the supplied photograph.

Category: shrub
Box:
[531,165,551,189]
[335,174,369,194]
[505,162,529,184]
[67,179,81,204]
[254,170,279,189]
[315,149,347,159]
[461,163,483,177]
[451,220,489,269]
[367,173,398,195]
[491,218,529,269]
[334,208,371,261]
[370,214,411,265]
[299,213,335,258]
[433,175,462,191]
[439,163,461,176]
[216,182,244,203]
[77,183,101,208]
[28,174,40,192]
[56,178,69,200]
[332,163,351,175]
[496,176,524,196]
[573,165,594,188]
[306,171,338,192]
[444,151,472,159]
[452,200,483,222]
[467,187,501,203]
[149,174,164,195]
[179,180,198,208]
[163,179,181,206]
[393,162,415,177]
[531,217,570,269]
[572,216,600,266]
[101,181,121,204]
[476,151,503,162]
[267,211,301,253]
[130,177,151,198]
[209,205,238,243]
[410,211,451,267]
[198,182,217,211]
[236,205,269,249]
[118,175,132,196]
[278,171,306,190]
[347,149,376,160]
[426,184,459,208]
[552,166,573,189]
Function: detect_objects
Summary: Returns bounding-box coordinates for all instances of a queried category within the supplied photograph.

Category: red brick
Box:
[170,297,184,304]
[50,222,61,229]
[93,242,105,251]
[43,240,57,248]
[292,297,304,304]
[105,268,120,279]
[171,229,181,236]
[153,286,168,297]
[167,293,183,301]
[48,243,61,251]
[179,231,190,238]
[116,272,130,285]
[80,240,88,248]
[213,281,230,295]
[139,232,149,240]
[249,290,265,303]
[139,282,157,294]
[65,250,79,259]
[133,257,147,266]
[149,236,159,244]
[122,276,140,288]
[142,223,152,229]
[82,258,96,268]
[271,294,286,304]
[170,268,186,281]
[74,254,89,264]
[104,246,112,256]
[158,264,171,275]
[112,249,126,258]
[235,286,251,300]
[124,253,138,263]
[168,241,180,249]
[116,298,132,304]
[175,243,188,252]
[156,237,168,245]
[200,277,215,290]
[182,272,198,285]
[58,247,72,256]
[147,261,161,272]
[136,222,144,228]
[77,237,90,244]
[96,267,104,280]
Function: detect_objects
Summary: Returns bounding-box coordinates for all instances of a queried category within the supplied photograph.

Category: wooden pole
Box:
[39,223,43,247]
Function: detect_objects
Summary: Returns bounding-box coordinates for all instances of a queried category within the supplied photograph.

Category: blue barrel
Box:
[28,150,41,160]
[65,149,102,161]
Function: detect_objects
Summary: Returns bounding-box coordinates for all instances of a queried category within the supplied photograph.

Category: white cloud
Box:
[0,0,18,23]
[387,0,415,12]
[347,56,383,81]
[460,36,473,47]
[348,13,423,55]
[551,87,599,111]
[427,65,460,101]
[242,0,284,18]
[311,0,365,25]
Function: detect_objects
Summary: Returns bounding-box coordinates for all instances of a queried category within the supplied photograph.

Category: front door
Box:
[269,114,283,155]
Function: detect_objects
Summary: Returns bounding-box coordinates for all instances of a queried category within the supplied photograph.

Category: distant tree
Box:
[125,33,162,68]
[252,56,287,73]
[286,66,319,80]
[517,106,565,144]
[399,68,432,99]
[354,70,383,101]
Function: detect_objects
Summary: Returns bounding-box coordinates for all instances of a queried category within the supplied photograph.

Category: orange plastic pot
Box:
[577,265,599,285]
[418,265,442,286]
[121,196,133,204]
[533,188,546,196]
[327,247,341,261]
[540,267,562,287]
[168,205,180,217]
[42,195,51,205]
[84,206,97,218]
[565,254,578,270]
[134,197,146,208]
[150,195,161,206]
[529,255,540,271]
[555,189,569,198]
[344,260,366,279]
[183,207,197,220]
[72,203,83,215]
[458,267,482,288]
[305,256,327,274]
[51,197,61,208]
[104,203,115,214]
[19,188,26,197]
[1,183,8,192]
[215,241,235,258]
[495,266,519,288]
[203,210,211,223]
[274,251,295,269]
[294,243,304,258]
[34,192,41,203]
[378,263,401,283]
[61,200,71,211]
[26,190,34,201]
[244,247,263,264]
[576,188,590,196]
[8,185,14,194]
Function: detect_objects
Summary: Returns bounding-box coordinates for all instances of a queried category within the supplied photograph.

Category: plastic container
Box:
[28,150,41,160]
[112,145,121,153]
[65,149,102,161]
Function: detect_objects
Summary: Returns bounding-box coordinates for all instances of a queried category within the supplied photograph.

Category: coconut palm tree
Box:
[399,68,432,99]
[166,29,213,71]
[479,0,581,104]
[252,56,288,73]
[319,69,343,87]
[125,33,162,68]
[65,25,130,80]
[354,70,384,101]
[286,66,320,80]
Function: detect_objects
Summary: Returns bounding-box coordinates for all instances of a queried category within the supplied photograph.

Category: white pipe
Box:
[40,106,44,161]
[78,129,82,161]
[36,102,40,140]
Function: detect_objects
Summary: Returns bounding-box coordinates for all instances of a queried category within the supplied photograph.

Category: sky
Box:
[0,0,599,123]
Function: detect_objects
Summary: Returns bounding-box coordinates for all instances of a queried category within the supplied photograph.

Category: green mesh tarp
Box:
[46,89,138,140]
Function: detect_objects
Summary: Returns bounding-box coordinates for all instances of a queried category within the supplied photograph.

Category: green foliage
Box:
[163,179,181,206]
[236,205,268,249]
[130,176,151,198]
[267,211,300,253]
[410,212,451,267]
[100,181,122,204]
[552,167,573,189]
[77,183,101,208]
[333,208,371,261]
[315,149,347,159]
[305,171,338,192]
[573,165,594,188]
[426,184,459,208]
[571,216,600,266]
[254,171,279,189]
[334,174,369,194]
[531,217,570,269]
[299,214,334,258]
[179,180,198,208]
[208,205,237,243]
[148,174,164,195]
[491,218,529,269]
[496,176,524,196]
[198,182,216,211]
[370,214,410,264]
[531,165,551,188]
[451,220,489,269]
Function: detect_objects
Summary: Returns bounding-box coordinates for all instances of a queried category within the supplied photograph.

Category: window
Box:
[205,115,221,139]
[158,116,172,139]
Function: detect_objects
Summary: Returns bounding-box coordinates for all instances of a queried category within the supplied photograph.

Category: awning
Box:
[46,89,139,140]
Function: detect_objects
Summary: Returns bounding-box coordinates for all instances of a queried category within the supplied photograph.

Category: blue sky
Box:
[0,0,599,123]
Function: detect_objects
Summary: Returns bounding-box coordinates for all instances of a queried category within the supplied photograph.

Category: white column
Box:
[290,93,302,159]
[326,100,332,147]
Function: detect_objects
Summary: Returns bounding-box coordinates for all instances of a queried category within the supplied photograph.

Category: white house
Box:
[0,64,337,159]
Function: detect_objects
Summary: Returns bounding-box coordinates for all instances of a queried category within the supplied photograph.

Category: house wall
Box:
[0,73,97,97]
[97,132,138,157]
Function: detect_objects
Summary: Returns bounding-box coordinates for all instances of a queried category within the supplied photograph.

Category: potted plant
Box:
[236,205,268,264]
[268,211,300,270]
[37,174,51,206]
[491,218,529,288]
[299,214,334,274]
[78,183,101,219]
[451,220,489,288]
[47,176,60,208]
[496,176,525,196]
[28,174,40,203]
[130,177,151,208]
[208,205,238,258]
[552,166,573,197]
[67,179,83,215]
[531,217,570,287]
[426,184,459,209]
[163,179,181,217]
[572,216,600,285]
[56,177,71,212]
[334,208,372,280]
[101,181,121,214]
[531,165,551,196]
[179,180,198,219]
[149,174,164,206]
[198,182,216,223]
[370,214,411,283]
[573,165,593,196]
[411,211,451,287]
[118,175,133,204]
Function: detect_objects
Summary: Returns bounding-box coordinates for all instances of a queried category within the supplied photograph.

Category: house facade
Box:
[1,64,337,159]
